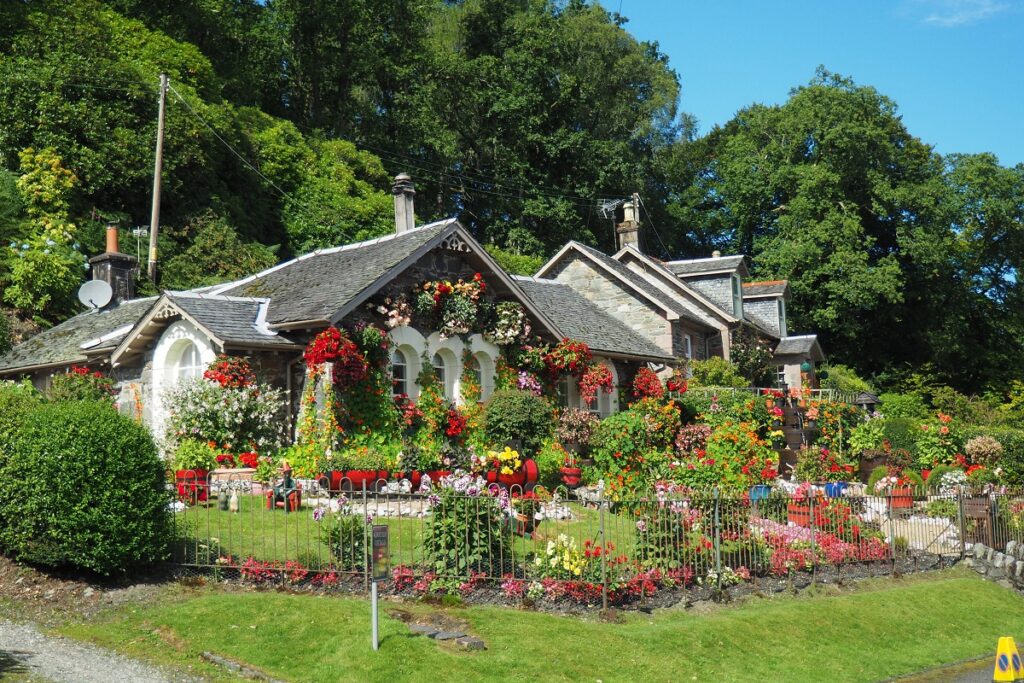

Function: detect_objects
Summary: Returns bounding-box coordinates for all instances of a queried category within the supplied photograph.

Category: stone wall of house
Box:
[548,257,672,354]
[685,274,735,316]
[671,321,710,361]
[743,298,781,337]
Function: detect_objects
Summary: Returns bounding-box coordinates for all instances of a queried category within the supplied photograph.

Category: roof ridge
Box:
[665,254,744,265]
[167,291,270,303]
[743,279,787,287]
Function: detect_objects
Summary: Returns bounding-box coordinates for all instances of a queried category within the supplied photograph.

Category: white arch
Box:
[467,334,499,401]
[387,326,425,400]
[426,332,464,403]
[151,319,217,438]
[598,359,620,417]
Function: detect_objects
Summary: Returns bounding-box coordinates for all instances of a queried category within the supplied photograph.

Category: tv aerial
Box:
[597,198,626,220]
[77,280,113,310]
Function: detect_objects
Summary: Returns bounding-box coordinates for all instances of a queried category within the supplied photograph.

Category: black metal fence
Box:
[169,472,1017,608]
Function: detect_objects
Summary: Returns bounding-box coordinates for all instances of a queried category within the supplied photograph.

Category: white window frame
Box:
[732,273,744,318]
[391,347,409,397]
[777,299,787,337]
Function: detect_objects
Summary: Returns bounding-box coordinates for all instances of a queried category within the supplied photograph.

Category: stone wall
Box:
[549,257,672,354]
[965,541,1024,585]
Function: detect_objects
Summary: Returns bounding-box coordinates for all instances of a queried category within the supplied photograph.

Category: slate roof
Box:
[0,297,156,373]
[165,293,290,347]
[742,280,789,298]
[216,219,455,325]
[774,335,824,360]
[665,255,747,276]
[514,277,673,361]
[571,243,711,327]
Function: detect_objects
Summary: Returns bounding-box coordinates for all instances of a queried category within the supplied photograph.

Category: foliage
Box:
[47,365,117,403]
[0,400,169,574]
[878,392,930,420]
[809,400,862,454]
[555,408,598,447]
[728,326,775,386]
[422,473,510,577]
[964,435,1003,467]
[483,244,545,277]
[323,512,369,571]
[0,380,42,451]
[687,357,748,388]
[160,212,277,291]
[162,377,286,455]
[880,417,922,460]
[848,413,886,454]
[483,389,554,458]
[793,447,857,483]
[819,364,874,394]
[171,438,218,471]
[681,420,777,491]
[486,301,531,346]
[915,412,962,468]
[590,398,680,481]
[964,427,1024,485]
[535,440,570,489]
[0,309,10,356]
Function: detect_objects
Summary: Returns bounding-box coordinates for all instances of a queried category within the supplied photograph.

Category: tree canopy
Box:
[0,2,1021,394]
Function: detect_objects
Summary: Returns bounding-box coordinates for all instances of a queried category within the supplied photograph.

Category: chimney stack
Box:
[712,250,722,258]
[88,221,138,305]
[616,196,641,252]
[392,173,416,234]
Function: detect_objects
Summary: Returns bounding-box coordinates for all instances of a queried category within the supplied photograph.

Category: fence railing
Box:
[681,386,861,405]
[169,473,1017,607]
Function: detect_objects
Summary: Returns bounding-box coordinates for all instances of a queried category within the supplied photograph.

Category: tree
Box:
[160,211,277,291]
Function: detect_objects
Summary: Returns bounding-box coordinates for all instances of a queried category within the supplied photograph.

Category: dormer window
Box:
[777,299,787,337]
[732,274,743,318]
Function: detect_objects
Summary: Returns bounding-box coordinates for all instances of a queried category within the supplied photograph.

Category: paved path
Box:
[0,620,191,683]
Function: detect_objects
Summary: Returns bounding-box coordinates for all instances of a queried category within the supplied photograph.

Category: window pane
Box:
[391,349,407,396]
[432,353,447,398]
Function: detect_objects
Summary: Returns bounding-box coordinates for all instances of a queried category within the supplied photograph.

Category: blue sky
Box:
[618,0,1024,166]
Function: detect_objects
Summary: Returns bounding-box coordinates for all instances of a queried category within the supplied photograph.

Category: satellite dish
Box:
[78,280,113,310]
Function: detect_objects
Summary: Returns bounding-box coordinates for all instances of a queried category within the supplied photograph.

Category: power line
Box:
[637,194,673,260]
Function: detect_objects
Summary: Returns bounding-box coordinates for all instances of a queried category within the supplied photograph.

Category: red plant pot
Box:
[425,470,452,485]
[405,470,422,491]
[888,486,914,510]
[560,466,582,487]
[497,469,527,487]
[787,502,812,527]
[318,470,344,493]
[175,469,210,503]
[345,470,382,490]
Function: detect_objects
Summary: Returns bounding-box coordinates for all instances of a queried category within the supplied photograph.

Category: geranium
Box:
[556,408,599,445]
[632,367,664,400]
[303,327,368,387]
[49,366,117,403]
[203,355,255,389]
[238,451,259,469]
[445,408,467,438]
[578,363,614,405]
[666,368,688,393]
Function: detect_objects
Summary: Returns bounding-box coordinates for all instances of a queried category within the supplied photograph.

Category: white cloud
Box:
[910,0,1011,27]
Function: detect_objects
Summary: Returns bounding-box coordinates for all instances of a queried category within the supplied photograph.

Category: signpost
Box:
[370,525,389,651]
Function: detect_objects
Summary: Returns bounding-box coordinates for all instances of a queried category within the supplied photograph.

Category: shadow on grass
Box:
[0,650,30,676]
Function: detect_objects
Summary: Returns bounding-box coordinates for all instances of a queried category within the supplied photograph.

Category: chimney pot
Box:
[392,173,416,234]
[105,222,120,254]
[712,250,722,258]
[615,200,641,252]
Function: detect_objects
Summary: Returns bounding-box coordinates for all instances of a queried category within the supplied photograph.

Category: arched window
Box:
[472,351,495,401]
[391,348,408,397]
[432,352,448,399]
[173,341,203,383]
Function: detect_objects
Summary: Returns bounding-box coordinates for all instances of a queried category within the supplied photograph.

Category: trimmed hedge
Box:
[880,417,921,459]
[0,401,170,575]
[484,389,554,457]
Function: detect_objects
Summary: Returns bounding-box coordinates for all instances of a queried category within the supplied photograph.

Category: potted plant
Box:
[560,446,582,488]
[556,408,598,463]
[341,444,391,491]
[873,470,923,511]
[511,486,551,538]
[173,439,217,503]
[803,405,819,430]
[486,446,526,487]
[787,481,820,527]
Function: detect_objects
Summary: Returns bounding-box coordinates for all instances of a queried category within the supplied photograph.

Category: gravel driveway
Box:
[0,620,193,683]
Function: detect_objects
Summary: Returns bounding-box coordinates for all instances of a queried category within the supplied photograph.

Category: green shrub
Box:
[590,398,680,480]
[0,310,11,356]
[0,380,42,450]
[325,514,369,570]
[819,364,874,394]
[484,389,554,457]
[0,401,170,574]
[687,357,748,388]
[867,465,890,490]
[964,426,1024,484]
[535,439,570,490]
[878,392,929,420]
[925,464,956,490]
[423,485,510,577]
[880,417,921,458]
[46,366,117,403]
[172,439,218,471]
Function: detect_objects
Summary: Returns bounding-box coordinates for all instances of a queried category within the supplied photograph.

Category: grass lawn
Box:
[173,494,632,569]
[57,569,1024,683]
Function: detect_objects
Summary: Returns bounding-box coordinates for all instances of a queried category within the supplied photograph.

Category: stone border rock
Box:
[963,542,1024,584]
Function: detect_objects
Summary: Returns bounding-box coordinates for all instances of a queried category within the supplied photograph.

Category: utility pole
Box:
[148,73,168,284]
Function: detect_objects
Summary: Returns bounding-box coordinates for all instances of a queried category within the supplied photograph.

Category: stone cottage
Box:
[0,175,823,437]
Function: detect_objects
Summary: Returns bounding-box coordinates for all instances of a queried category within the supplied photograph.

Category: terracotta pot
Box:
[175,469,210,503]
[425,470,452,484]
[317,469,344,493]
[498,469,527,487]
[406,470,422,491]
[560,466,582,487]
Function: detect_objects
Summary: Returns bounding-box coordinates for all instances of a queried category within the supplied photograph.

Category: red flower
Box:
[631,367,664,400]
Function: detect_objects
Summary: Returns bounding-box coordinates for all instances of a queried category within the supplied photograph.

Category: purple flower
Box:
[427,494,441,507]
[636,519,647,533]
[312,507,325,522]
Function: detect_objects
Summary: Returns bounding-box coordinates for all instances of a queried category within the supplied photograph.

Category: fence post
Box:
[809,490,816,583]
[362,481,369,593]
[958,486,967,561]
[599,483,608,611]
[713,487,722,588]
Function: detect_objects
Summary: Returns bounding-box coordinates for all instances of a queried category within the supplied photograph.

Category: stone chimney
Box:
[88,222,138,304]
[712,250,722,258]
[616,199,641,252]
[392,173,416,234]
